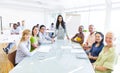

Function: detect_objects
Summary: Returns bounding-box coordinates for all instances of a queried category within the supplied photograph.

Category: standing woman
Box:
[15,29,36,64]
[54,15,69,40]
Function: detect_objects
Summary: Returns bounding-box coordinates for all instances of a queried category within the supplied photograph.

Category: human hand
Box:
[67,36,70,40]
[51,39,55,43]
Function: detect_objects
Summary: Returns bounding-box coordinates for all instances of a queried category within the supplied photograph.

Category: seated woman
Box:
[88,32,104,63]
[30,26,39,52]
[15,29,36,64]
[71,25,84,45]
[93,32,117,73]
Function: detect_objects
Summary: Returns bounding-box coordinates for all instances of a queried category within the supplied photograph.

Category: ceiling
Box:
[0,0,120,11]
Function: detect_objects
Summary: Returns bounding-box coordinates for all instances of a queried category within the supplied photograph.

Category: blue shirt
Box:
[89,43,104,63]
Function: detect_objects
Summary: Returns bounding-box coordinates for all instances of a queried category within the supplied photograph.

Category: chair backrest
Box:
[8,50,16,66]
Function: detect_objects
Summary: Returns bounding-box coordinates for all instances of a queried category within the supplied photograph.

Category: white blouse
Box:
[15,40,33,64]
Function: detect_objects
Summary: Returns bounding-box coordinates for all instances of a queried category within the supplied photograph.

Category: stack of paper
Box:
[71,49,84,53]
[72,45,81,49]
[37,46,52,52]
[61,46,72,49]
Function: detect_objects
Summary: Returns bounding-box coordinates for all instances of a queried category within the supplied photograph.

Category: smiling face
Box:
[95,33,102,43]
[40,27,46,33]
[13,24,18,29]
[78,26,84,33]
[33,27,38,36]
[105,32,115,46]
[58,16,63,23]
[24,34,31,41]
[89,25,94,33]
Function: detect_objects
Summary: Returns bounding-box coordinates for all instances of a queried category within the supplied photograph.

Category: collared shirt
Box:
[15,40,32,64]
[11,28,20,34]
[94,46,116,73]
[38,32,52,44]
[89,43,104,63]
[86,32,95,47]
[50,25,55,30]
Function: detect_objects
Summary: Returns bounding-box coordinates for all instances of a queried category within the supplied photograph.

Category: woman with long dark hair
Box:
[54,15,69,40]
[30,26,39,52]
[88,32,104,63]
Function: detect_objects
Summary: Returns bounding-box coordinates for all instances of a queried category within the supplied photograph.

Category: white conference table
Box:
[9,40,95,73]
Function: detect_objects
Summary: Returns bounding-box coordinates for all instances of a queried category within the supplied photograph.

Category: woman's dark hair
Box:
[32,26,38,36]
[56,15,66,29]
[93,32,104,47]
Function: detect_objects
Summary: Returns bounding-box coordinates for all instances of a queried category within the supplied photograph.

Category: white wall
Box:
[65,14,81,38]
[0,8,45,33]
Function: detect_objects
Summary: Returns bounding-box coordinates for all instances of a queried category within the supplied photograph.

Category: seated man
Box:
[3,42,15,54]
[83,24,95,54]
[3,23,21,54]
[11,23,21,35]
[71,25,84,45]
[38,25,54,44]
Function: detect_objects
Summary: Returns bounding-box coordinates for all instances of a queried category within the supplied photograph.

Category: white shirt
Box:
[50,25,55,30]
[11,28,20,34]
[15,40,34,64]
[38,32,52,44]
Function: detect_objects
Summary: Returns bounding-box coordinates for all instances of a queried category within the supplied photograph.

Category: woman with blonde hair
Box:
[15,29,36,65]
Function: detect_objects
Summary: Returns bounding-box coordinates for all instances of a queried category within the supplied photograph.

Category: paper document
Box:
[71,49,84,53]
[72,45,81,49]
[61,46,72,49]
[37,46,52,52]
